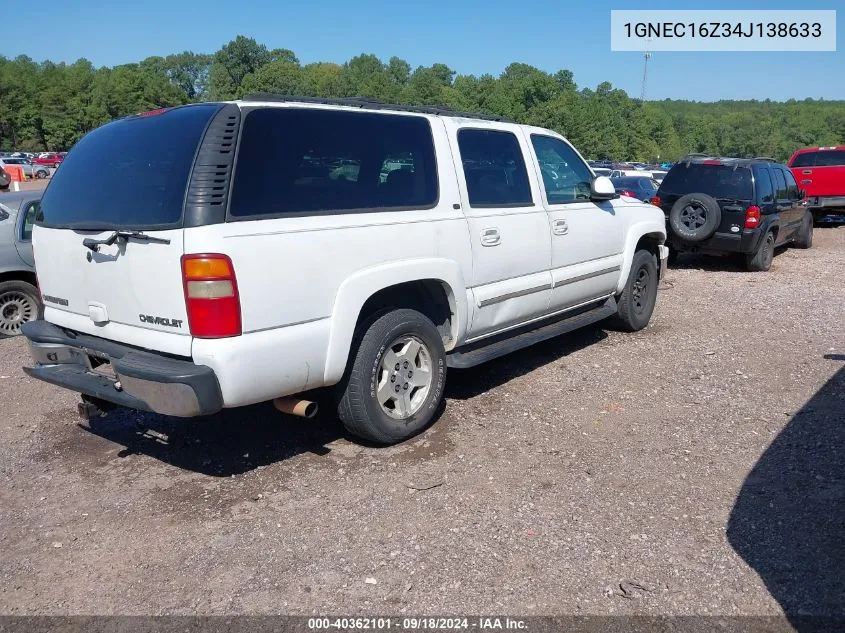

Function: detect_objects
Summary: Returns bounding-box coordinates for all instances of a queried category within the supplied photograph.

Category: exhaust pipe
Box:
[273,397,318,419]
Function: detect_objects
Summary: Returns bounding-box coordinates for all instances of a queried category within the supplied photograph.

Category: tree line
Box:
[1,35,843,161]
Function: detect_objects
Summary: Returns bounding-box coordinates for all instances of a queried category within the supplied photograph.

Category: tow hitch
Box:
[77,395,116,420]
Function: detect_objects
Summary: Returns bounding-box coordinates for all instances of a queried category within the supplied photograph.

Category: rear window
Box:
[229,108,438,218]
[39,105,219,229]
[791,150,845,167]
[658,163,752,200]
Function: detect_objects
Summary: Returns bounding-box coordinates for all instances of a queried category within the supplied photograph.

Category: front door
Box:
[524,131,623,312]
[444,121,552,342]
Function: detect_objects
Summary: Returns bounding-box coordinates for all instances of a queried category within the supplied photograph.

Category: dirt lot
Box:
[0,225,843,618]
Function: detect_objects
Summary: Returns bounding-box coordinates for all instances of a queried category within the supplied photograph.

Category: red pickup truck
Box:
[788,146,845,223]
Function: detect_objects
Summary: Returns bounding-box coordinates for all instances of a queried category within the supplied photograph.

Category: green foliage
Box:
[2,36,843,158]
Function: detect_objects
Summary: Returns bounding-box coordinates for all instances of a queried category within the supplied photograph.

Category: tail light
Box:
[619,189,636,198]
[744,205,761,229]
[181,254,242,338]
[650,195,661,206]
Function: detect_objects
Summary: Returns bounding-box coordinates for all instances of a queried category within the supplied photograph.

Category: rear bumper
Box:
[21,320,223,417]
[670,228,763,255]
[811,196,845,212]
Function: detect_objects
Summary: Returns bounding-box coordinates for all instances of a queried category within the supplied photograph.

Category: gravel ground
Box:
[0,224,843,618]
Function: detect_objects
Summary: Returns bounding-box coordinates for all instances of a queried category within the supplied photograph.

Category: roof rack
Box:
[240,93,515,123]
[752,156,777,162]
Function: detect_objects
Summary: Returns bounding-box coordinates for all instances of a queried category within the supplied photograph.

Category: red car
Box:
[788,146,845,223]
[33,152,64,169]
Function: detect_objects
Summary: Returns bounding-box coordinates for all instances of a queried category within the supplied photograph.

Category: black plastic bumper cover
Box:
[21,320,223,417]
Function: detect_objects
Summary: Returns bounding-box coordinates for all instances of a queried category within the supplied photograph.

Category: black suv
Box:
[656,156,813,271]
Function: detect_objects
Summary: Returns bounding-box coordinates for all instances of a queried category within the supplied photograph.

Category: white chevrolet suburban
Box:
[22,96,668,444]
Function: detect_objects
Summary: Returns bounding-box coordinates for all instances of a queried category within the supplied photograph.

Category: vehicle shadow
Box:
[727,358,845,630]
[79,324,611,476]
[81,398,350,477]
[671,247,792,272]
[446,323,608,400]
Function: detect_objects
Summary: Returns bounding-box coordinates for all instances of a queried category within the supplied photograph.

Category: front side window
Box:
[229,108,438,217]
[457,129,532,207]
[530,135,592,204]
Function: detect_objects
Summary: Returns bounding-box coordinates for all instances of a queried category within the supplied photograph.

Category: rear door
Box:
[790,148,845,198]
[443,121,552,341]
[33,104,223,356]
[770,167,799,244]
[777,166,807,237]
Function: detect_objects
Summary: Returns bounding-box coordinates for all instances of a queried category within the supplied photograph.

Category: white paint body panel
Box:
[33,101,666,410]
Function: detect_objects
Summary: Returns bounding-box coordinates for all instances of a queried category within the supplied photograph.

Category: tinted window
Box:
[658,163,752,200]
[230,109,437,218]
[772,168,788,199]
[21,201,39,241]
[458,129,532,207]
[754,167,774,203]
[612,176,657,191]
[530,135,592,204]
[39,105,219,229]
[790,152,816,168]
[780,168,800,199]
[815,150,845,167]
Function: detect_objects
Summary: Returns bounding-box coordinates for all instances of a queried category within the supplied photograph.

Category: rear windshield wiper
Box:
[82,231,171,252]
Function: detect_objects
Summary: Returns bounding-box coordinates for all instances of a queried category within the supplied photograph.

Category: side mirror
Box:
[590,176,616,201]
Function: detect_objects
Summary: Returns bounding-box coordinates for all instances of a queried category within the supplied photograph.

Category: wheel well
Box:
[0,270,37,288]
[636,233,662,259]
[357,280,454,346]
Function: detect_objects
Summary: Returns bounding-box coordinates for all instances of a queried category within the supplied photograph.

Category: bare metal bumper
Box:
[22,320,222,417]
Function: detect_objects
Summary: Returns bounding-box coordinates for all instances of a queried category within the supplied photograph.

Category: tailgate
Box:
[34,226,189,356]
[32,103,226,357]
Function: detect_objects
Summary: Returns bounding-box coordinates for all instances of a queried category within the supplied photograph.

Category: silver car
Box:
[0,157,50,180]
[0,191,42,336]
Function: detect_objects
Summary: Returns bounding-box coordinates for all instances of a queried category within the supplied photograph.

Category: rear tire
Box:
[0,280,43,337]
[338,309,446,445]
[746,231,775,272]
[612,249,659,332]
[794,212,813,249]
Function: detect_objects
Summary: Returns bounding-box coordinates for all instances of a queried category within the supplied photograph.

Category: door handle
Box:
[552,219,569,235]
[480,228,500,246]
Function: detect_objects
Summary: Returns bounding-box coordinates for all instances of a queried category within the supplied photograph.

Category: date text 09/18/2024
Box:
[307,617,527,630]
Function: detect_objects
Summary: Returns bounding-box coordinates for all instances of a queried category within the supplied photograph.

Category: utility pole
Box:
[640,38,652,101]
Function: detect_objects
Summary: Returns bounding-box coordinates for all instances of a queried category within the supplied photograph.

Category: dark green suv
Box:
[656,156,813,271]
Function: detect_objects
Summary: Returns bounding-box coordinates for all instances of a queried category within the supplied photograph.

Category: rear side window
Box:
[39,105,220,229]
[458,129,532,207]
[754,167,774,203]
[780,167,800,199]
[229,108,438,218]
[772,168,788,199]
[790,152,816,168]
[658,163,752,200]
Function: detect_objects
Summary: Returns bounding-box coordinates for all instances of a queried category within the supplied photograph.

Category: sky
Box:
[4,0,842,102]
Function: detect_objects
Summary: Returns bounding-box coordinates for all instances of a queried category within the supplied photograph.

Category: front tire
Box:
[613,249,659,332]
[0,280,43,337]
[338,309,446,445]
[746,230,775,272]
